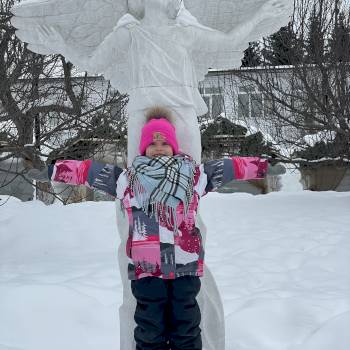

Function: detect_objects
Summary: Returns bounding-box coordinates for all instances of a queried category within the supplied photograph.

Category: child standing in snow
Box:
[25,107,281,350]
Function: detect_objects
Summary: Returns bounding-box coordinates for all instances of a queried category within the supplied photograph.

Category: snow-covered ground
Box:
[1,173,350,350]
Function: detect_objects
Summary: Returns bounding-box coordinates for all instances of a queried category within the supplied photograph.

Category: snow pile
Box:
[217,113,293,158]
[0,190,350,350]
[280,166,303,192]
[302,131,337,147]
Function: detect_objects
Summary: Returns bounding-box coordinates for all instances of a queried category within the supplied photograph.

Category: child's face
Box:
[145,139,174,158]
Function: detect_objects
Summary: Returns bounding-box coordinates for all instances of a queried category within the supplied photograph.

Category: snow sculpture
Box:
[11,0,292,163]
[11,0,293,349]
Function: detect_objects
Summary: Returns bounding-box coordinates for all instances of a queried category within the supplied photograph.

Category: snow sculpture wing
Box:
[11,0,128,58]
[182,0,294,80]
[184,0,292,34]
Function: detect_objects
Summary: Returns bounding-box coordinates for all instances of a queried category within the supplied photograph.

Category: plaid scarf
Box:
[127,155,196,231]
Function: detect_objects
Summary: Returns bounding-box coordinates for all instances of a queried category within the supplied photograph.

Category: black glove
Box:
[22,147,50,182]
[24,167,50,182]
[267,163,286,176]
[267,154,280,166]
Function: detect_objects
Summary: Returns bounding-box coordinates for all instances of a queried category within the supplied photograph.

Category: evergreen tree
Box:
[305,6,325,63]
[261,24,301,65]
[241,41,262,67]
[328,10,350,63]
[201,117,276,158]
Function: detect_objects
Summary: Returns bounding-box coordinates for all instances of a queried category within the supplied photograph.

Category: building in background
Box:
[2,67,349,201]
[200,68,350,192]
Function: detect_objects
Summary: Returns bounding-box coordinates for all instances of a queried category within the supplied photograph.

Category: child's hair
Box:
[145,106,174,124]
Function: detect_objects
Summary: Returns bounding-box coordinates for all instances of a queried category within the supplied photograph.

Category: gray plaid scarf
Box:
[127,155,196,231]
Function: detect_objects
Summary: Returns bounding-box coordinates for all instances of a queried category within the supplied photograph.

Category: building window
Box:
[198,82,225,119]
[202,92,224,118]
[205,87,222,94]
[238,93,250,119]
[238,92,263,119]
[211,94,224,118]
[251,93,263,118]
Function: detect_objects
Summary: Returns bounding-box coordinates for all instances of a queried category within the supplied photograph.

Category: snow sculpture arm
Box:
[10,0,133,91]
[180,0,294,80]
[49,160,124,197]
[203,157,268,192]
[35,23,132,75]
[183,0,293,43]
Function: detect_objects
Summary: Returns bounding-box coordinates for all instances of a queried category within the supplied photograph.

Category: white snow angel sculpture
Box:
[11,0,293,163]
[11,0,293,349]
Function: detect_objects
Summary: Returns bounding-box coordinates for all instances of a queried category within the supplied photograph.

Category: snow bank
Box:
[0,191,349,350]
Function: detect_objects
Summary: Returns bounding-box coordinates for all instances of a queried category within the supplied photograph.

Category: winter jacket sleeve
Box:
[48,160,123,197]
[203,157,268,192]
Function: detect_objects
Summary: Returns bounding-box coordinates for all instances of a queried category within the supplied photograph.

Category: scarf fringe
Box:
[130,175,181,234]
[127,156,196,234]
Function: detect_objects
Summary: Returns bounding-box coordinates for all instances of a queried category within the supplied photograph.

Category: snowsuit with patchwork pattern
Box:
[48,156,268,349]
[49,156,267,280]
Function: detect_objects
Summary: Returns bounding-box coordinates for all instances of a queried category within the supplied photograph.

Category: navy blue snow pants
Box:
[131,276,202,350]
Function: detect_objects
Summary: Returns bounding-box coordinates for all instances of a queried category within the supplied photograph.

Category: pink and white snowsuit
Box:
[50,156,268,280]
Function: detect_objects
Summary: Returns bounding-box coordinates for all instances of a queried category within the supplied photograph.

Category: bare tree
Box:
[0,0,128,202]
[229,0,350,165]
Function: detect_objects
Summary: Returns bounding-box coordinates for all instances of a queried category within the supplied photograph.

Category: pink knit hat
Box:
[139,118,179,155]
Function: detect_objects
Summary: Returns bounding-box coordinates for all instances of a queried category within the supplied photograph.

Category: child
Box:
[25,107,280,350]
